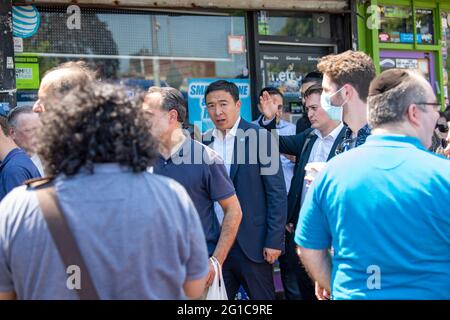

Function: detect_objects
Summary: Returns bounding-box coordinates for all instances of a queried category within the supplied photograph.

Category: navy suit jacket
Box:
[203,119,287,263]
[279,126,347,226]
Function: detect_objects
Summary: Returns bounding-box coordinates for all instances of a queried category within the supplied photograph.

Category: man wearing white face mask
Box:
[259,83,346,300]
[317,50,376,154]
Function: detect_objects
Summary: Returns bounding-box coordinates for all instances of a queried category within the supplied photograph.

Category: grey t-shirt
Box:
[0,164,209,300]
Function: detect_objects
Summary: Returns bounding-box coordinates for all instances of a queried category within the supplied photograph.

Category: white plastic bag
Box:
[205,256,228,300]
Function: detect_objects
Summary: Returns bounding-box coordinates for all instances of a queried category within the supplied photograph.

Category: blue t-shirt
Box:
[0,148,41,201]
[153,137,236,256]
[295,135,450,299]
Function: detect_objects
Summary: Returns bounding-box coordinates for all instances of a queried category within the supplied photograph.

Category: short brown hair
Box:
[317,50,376,102]
[367,69,429,128]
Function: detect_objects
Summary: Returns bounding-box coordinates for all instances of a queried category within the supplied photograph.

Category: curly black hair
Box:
[37,83,158,176]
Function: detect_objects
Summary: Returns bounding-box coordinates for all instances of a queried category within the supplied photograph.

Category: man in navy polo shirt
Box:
[143,86,242,289]
[295,69,450,300]
[0,116,41,202]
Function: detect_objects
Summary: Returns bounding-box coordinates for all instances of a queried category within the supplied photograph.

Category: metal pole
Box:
[151,15,160,87]
[0,0,16,110]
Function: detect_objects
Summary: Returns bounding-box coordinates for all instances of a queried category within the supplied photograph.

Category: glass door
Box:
[258,45,334,124]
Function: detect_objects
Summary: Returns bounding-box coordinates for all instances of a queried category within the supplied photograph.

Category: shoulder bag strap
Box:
[36,186,100,300]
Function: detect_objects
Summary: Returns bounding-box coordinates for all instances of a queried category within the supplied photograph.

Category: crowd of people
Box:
[0,51,449,300]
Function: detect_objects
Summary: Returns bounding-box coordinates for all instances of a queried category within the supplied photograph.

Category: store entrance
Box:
[257,44,335,124]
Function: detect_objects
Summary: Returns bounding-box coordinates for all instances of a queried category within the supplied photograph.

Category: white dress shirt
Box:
[300,123,344,207]
[31,153,45,177]
[211,116,241,176]
[211,116,241,224]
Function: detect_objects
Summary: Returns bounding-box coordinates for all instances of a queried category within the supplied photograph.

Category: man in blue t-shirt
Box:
[144,87,242,289]
[0,116,41,201]
[295,69,450,299]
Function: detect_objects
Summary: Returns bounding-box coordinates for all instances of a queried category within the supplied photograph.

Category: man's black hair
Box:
[204,80,240,103]
[303,83,323,100]
[259,87,283,99]
[302,71,323,85]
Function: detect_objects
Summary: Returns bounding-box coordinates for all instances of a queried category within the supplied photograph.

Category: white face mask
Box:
[320,87,346,122]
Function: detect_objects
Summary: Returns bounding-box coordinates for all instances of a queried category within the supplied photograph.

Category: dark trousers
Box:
[222,243,276,300]
[278,231,316,300]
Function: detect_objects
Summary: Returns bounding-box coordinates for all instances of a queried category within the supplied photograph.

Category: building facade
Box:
[356,0,450,110]
[1,0,354,131]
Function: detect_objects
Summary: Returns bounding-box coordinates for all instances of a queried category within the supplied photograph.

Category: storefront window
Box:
[378,6,434,44]
[378,6,413,43]
[257,11,331,39]
[14,6,248,116]
[416,8,434,45]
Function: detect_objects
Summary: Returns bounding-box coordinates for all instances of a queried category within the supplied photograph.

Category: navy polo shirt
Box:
[0,148,41,201]
[153,137,236,256]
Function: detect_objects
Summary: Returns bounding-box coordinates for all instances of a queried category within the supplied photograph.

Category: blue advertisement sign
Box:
[400,33,422,43]
[188,78,252,132]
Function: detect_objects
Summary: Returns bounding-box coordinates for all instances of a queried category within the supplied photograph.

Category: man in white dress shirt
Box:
[203,80,287,300]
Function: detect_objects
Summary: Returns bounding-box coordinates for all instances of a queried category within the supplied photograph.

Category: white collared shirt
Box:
[300,122,344,207]
[31,153,45,177]
[211,117,241,175]
[309,123,344,163]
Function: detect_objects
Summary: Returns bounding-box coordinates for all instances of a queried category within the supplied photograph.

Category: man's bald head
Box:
[33,61,96,113]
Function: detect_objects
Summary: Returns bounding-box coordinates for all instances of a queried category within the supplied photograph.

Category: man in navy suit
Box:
[259,83,346,299]
[203,80,287,300]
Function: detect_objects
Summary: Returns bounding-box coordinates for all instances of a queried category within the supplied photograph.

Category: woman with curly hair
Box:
[0,82,209,300]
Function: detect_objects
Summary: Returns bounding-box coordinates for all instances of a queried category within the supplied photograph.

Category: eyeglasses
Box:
[416,102,441,111]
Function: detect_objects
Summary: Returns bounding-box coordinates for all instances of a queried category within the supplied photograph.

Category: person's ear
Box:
[236,100,242,110]
[8,127,15,138]
[168,109,179,124]
[343,84,354,101]
[406,104,422,128]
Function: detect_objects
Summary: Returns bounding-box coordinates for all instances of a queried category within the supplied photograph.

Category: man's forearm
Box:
[213,199,242,265]
[297,247,332,292]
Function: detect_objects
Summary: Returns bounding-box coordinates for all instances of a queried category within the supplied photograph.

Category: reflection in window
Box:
[18,6,248,89]
[260,52,324,115]
[15,5,249,133]
[378,6,413,43]
[258,12,331,39]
